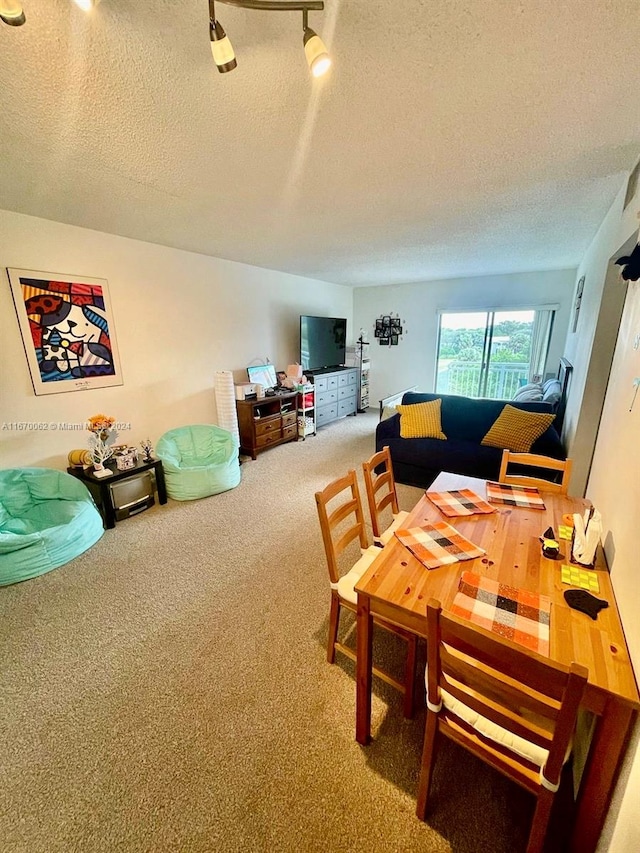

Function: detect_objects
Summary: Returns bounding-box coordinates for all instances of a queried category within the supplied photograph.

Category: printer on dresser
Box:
[310,367,359,428]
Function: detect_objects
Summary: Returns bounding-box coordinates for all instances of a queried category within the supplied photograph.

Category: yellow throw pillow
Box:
[481,405,555,452]
[396,400,447,440]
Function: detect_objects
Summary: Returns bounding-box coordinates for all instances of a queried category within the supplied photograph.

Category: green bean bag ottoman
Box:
[0,467,104,586]
[156,424,241,501]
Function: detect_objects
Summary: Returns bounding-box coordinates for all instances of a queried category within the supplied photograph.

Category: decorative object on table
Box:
[540,526,560,559]
[486,480,546,509]
[86,413,118,477]
[115,446,138,471]
[7,268,123,396]
[140,438,154,462]
[426,489,496,518]
[571,508,602,567]
[67,448,92,468]
[394,521,485,570]
[374,313,404,346]
[561,565,600,593]
[563,589,609,620]
[451,571,551,655]
[615,241,640,281]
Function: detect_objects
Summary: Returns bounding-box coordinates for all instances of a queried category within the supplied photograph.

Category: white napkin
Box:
[572,509,602,566]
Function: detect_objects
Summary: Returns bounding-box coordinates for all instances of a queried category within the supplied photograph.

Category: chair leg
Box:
[526,788,555,853]
[327,593,341,664]
[416,711,439,820]
[403,634,418,718]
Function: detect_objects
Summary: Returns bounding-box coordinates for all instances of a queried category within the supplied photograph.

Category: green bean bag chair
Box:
[156,424,241,501]
[0,467,104,586]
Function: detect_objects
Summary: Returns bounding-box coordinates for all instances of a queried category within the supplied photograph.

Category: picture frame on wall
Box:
[7,268,123,396]
[572,276,585,333]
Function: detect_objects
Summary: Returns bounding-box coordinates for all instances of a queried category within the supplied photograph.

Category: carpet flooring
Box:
[1,412,572,852]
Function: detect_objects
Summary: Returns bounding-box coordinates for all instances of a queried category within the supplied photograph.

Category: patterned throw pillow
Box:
[481,405,555,452]
[396,399,447,440]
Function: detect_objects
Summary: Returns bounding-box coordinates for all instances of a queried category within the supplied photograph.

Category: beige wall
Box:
[0,209,352,469]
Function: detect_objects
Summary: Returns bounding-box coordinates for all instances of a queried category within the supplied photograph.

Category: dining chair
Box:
[498,450,573,494]
[362,446,410,545]
[416,599,587,853]
[315,470,418,718]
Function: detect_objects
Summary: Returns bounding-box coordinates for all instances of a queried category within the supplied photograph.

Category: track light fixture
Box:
[209,0,237,73]
[0,0,26,26]
[210,0,331,78]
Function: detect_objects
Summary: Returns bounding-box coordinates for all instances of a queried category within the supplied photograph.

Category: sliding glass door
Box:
[435,309,554,399]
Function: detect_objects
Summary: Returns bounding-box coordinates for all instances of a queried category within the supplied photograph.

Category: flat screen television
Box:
[300,315,347,372]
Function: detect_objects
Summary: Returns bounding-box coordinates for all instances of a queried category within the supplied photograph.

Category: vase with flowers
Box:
[87,414,118,478]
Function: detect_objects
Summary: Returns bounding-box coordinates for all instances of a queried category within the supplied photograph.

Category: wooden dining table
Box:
[354,472,639,853]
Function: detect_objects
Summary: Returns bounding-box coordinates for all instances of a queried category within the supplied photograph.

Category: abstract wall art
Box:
[374,313,404,346]
[7,268,123,395]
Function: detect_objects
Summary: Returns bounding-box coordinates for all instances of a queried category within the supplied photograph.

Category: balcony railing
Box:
[437,362,529,400]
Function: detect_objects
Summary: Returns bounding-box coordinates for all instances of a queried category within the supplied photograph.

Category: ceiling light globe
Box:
[0,0,26,26]
[210,20,237,74]
[73,0,99,11]
[311,53,331,78]
[303,28,331,78]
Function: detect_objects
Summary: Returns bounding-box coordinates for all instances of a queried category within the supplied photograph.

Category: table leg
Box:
[154,461,168,504]
[570,699,635,853]
[356,594,373,745]
[99,481,117,529]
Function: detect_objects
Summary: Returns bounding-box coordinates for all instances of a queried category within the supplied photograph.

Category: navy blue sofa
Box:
[376,391,565,489]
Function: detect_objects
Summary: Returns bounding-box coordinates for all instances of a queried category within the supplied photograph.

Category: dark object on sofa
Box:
[376,391,566,489]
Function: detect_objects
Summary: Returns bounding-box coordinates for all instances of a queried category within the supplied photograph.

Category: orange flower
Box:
[87,414,115,434]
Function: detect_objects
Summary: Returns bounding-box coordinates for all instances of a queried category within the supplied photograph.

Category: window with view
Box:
[435,309,555,399]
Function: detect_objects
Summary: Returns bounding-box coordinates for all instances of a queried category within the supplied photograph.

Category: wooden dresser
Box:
[235,391,298,459]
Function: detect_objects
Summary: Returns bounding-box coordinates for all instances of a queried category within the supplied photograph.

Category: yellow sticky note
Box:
[561,565,600,593]
[558,525,573,540]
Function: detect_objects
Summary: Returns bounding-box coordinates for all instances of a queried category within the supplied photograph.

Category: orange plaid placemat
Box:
[451,571,551,655]
[395,522,485,570]
[426,488,496,517]
[486,481,546,510]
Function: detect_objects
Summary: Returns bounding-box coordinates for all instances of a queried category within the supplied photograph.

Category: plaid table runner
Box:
[426,488,496,517]
[486,481,546,510]
[395,522,485,570]
[451,571,550,655]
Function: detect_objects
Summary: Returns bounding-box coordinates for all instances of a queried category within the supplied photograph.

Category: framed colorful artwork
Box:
[7,268,123,395]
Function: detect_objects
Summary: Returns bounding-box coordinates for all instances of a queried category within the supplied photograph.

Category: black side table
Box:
[67,458,167,529]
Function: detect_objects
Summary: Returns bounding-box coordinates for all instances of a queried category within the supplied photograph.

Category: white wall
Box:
[581,173,640,851]
[590,277,640,853]
[0,209,352,469]
[353,269,576,407]
[563,184,631,496]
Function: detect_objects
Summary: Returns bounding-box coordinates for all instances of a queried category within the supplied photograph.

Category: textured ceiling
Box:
[1,0,639,286]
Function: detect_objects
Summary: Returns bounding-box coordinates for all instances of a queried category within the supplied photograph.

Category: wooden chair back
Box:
[417,599,587,851]
[362,446,400,540]
[498,450,573,494]
[314,469,369,585]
